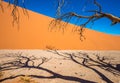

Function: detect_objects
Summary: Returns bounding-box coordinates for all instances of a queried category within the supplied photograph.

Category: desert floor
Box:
[0,50,120,83]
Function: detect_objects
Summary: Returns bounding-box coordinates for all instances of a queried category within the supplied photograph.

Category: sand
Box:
[0,50,120,83]
[0,2,120,83]
[0,2,120,50]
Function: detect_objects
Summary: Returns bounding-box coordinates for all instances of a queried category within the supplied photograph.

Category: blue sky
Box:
[4,0,120,35]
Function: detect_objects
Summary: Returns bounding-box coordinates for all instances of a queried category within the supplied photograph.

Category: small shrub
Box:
[0,71,4,78]
[19,75,37,83]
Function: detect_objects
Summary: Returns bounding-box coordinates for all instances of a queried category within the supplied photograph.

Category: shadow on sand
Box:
[47,49,120,83]
[0,52,95,83]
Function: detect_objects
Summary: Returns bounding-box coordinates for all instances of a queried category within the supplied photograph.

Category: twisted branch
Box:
[51,0,120,40]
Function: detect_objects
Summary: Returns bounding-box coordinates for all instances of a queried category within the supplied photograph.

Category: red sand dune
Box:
[0,2,120,50]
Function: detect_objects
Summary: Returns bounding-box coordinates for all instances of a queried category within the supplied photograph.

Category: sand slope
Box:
[0,2,120,50]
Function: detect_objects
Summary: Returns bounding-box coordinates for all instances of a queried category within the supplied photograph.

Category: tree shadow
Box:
[47,49,120,83]
[0,52,95,83]
[116,64,120,71]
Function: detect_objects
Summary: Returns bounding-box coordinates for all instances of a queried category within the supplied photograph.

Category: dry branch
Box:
[51,0,120,40]
[0,0,28,27]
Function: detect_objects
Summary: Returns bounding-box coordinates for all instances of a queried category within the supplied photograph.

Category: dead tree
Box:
[0,0,28,27]
[52,0,120,40]
[1,0,120,36]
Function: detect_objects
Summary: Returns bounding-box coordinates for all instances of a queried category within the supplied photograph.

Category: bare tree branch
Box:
[0,0,28,28]
[94,0,102,13]
[50,0,120,40]
[56,0,64,17]
[0,0,4,12]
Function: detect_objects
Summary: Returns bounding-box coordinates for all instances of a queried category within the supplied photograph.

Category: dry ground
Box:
[0,50,120,83]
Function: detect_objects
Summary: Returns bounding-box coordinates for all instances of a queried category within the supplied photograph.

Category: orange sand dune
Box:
[0,2,120,50]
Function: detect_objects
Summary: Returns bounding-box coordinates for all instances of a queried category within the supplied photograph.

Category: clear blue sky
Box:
[4,0,120,35]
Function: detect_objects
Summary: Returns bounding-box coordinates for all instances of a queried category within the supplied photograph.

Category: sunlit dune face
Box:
[0,2,120,50]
